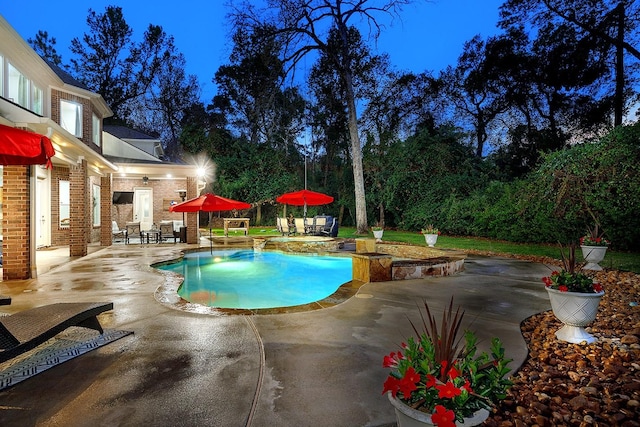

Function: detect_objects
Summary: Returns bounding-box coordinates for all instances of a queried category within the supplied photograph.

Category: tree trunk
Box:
[614,3,625,126]
[343,70,368,234]
[255,202,262,226]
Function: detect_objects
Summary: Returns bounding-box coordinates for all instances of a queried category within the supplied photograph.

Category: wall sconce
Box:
[177,190,187,201]
[142,176,149,185]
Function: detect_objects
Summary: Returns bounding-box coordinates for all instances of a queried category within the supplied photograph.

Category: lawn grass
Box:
[217,225,640,274]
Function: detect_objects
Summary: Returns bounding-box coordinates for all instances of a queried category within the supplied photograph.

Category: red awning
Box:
[0,124,56,168]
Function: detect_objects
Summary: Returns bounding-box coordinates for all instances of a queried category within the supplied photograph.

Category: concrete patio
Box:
[0,240,553,426]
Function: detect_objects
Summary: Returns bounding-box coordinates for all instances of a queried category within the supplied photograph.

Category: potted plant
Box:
[542,244,604,344]
[372,223,384,242]
[382,298,513,426]
[579,224,610,271]
[421,225,440,247]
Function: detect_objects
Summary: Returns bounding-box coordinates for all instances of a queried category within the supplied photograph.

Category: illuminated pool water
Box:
[157,250,353,309]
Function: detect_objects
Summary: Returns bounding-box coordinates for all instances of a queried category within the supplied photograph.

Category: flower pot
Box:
[387,392,489,426]
[373,229,384,242]
[424,234,438,247]
[546,287,604,344]
[580,245,607,271]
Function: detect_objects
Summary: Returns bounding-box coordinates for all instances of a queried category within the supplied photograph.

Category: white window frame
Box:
[59,180,70,228]
[7,63,29,108]
[92,184,100,226]
[92,113,101,146]
[60,99,83,137]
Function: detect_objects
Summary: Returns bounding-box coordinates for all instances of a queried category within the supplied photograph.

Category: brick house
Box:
[0,14,203,280]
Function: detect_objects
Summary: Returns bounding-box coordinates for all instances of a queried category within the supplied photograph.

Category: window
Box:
[60,99,82,137]
[8,63,29,108]
[32,85,43,115]
[59,180,70,228]
[92,113,101,146]
[92,184,100,226]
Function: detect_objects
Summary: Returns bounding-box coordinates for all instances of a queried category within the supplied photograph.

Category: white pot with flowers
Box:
[542,244,604,344]
[579,225,610,271]
[421,225,440,247]
[382,298,513,426]
[372,225,384,242]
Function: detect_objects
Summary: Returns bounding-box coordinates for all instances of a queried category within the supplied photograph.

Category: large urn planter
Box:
[424,234,438,247]
[373,229,384,242]
[580,245,607,271]
[546,287,604,344]
[387,393,489,427]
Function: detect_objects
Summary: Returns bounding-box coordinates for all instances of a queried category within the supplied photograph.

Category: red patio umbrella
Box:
[169,193,251,213]
[169,193,251,252]
[276,189,333,206]
[0,123,56,168]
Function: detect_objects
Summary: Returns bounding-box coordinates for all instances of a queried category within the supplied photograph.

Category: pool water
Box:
[158,250,353,309]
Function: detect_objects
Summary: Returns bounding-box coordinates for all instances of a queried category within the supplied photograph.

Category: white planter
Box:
[387,392,489,426]
[546,287,604,344]
[424,234,438,247]
[373,230,384,242]
[580,245,608,270]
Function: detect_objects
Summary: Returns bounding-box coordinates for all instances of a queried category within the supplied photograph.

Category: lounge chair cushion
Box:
[0,302,113,362]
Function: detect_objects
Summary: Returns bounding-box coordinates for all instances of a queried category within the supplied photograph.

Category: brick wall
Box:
[69,159,88,257]
[51,166,70,246]
[50,89,101,154]
[111,178,188,228]
[100,175,112,246]
[2,166,31,280]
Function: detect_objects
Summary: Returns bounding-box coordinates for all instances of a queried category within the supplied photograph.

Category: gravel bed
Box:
[483,262,640,427]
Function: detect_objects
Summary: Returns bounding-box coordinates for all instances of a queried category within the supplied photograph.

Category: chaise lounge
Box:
[0,302,114,362]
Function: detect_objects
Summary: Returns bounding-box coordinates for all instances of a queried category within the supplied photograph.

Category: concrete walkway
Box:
[0,242,553,426]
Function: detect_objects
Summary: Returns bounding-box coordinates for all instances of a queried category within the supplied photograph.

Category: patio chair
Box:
[294,218,307,235]
[125,222,141,244]
[159,222,177,243]
[0,302,114,362]
[277,217,294,236]
[112,221,126,242]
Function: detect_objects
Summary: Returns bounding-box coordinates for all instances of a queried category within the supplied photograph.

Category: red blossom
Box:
[383,351,401,368]
[559,285,569,292]
[436,381,462,399]
[425,374,438,388]
[462,379,473,393]
[431,405,456,427]
[593,283,603,293]
[440,360,448,378]
[542,276,552,286]
[382,376,400,397]
[447,366,460,379]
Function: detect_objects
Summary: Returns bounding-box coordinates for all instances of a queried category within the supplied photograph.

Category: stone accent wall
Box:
[2,166,31,280]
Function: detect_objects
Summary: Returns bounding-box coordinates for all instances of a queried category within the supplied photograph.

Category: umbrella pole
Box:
[209,228,212,254]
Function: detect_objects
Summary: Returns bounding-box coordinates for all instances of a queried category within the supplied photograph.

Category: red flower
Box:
[551,271,559,276]
[382,376,400,397]
[383,351,401,368]
[431,405,456,427]
[446,365,460,379]
[462,379,473,393]
[398,367,420,398]
[440,360,448,378]
[436,381,462,399]
[542,276,552,286]
[558,285,569,292]
[593,283,603,293]
[425,374,438,388]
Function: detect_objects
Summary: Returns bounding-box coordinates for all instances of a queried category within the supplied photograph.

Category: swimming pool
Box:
[157,250,353,309]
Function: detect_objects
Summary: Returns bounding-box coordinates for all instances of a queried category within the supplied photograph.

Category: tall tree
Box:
[28,30,63,66]
[68,6,174,121]
[230,0,416,234]
[214,25,305,152]
[499,0,640,126]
